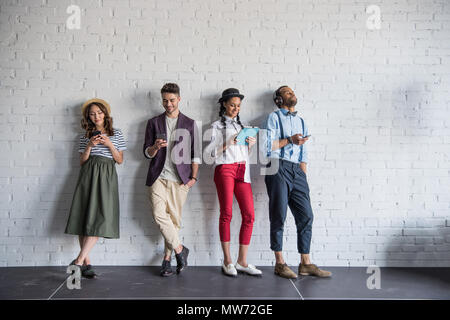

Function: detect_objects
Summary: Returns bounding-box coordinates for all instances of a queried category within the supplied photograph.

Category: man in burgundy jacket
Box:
[143,83,200,277]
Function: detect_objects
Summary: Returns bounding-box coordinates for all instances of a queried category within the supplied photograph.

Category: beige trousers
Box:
[148,178,190,257]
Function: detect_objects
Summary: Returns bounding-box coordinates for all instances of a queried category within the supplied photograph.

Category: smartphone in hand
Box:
[156,133,167,141]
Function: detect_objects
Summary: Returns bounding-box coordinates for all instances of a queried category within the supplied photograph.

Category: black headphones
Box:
[273,85,288,107]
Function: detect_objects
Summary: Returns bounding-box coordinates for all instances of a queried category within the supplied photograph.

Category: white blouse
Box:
[206,116,253,183]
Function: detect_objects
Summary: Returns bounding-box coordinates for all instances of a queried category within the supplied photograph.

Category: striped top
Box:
[78,128,127,159]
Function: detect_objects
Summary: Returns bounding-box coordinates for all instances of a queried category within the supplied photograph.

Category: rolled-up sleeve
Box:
[115,129,127,151]
[264,113,280,158]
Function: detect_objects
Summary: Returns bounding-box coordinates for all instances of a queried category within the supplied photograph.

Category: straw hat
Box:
[81,98,111,115]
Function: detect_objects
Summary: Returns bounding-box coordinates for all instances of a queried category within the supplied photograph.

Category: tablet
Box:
[236,127,259,145]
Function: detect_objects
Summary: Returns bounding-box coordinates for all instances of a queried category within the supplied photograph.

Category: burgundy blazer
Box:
[143,112,198,186]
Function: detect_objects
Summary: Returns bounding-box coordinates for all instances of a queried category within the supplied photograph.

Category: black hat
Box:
[218,88,244,103]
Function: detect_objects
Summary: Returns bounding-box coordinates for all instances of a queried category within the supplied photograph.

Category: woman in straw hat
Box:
[65,98,126,278]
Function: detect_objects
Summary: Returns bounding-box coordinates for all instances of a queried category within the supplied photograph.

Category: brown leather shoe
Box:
[298,264,332,277]
[274,263,298,279]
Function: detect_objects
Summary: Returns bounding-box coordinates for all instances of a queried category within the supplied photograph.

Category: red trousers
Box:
[213,162,255,245]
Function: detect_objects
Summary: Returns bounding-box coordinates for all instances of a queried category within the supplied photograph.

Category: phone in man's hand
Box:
[156,133,167,141]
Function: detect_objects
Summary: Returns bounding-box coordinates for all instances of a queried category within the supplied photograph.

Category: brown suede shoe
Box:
[274,263,298,279]
[298,264,332,277]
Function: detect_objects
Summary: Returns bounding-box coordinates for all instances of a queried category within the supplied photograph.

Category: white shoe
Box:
[222,263,237,277]
[235,262,263,276]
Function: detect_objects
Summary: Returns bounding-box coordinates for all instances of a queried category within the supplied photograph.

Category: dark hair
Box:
[161,83,180,96]
[219,97,244,129]
[81,103,114,138]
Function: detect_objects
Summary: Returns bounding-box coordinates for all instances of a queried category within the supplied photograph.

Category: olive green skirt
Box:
[65,155,120,239]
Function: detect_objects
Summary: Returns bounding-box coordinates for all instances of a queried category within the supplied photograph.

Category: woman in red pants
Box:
[206,88,262,277]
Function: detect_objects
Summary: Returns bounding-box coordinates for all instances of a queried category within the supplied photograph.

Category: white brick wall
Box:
[1,0,450,267]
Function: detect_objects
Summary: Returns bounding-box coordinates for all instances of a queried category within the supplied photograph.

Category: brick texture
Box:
[0,0,449,267]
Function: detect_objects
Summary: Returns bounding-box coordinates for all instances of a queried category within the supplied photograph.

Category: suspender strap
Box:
[300,117,304,161]
[275,110,305,162]
[275,110,285,158]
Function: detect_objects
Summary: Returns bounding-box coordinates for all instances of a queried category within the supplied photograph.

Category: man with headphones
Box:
[262,85,332,279]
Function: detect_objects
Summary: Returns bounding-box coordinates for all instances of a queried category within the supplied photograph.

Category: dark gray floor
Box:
[1,266,449,300]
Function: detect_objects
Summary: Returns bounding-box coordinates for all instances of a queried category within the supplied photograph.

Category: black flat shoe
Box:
[160,260,174,277]
[81,265,97,279]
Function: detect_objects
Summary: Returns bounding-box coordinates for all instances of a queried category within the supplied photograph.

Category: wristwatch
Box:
[287,136,293,144]
[190,176,198,181]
